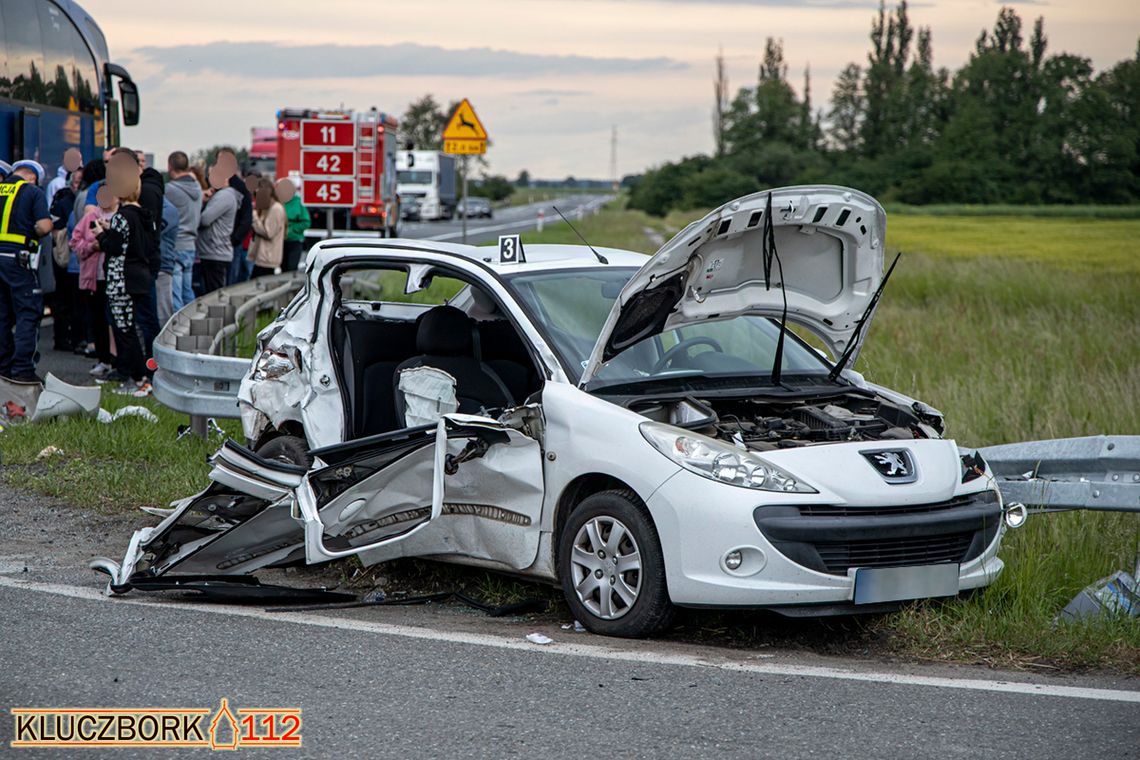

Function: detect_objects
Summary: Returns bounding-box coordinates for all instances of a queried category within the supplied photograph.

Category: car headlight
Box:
[640,422,816,493]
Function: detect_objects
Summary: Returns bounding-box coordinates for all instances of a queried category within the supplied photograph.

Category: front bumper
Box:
[647,469,1006,609]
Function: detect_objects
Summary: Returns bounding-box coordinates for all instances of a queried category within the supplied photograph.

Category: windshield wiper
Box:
[828,251,901,382]
[760,192,789,386]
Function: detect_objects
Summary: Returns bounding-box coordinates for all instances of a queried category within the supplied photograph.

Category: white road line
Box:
[3,575,1137,704]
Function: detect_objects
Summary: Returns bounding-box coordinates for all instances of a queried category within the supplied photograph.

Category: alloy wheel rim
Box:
[569,515,642,620]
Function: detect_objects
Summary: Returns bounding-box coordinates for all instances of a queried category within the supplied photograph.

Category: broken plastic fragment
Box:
[525,632,554,645]
[29,373,101,422]
[1058,569,1140,623]
[0,375,42,419]
[110,406,158,424]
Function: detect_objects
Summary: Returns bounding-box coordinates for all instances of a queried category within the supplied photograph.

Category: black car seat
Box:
[393,305,514,421]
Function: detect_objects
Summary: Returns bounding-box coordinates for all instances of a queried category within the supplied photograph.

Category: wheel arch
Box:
[553,473,649,558]
[252,421,307,451]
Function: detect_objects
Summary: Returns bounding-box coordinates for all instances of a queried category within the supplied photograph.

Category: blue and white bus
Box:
[0,0,139,179]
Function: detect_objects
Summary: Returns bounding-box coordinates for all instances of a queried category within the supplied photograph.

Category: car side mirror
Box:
[118,79,140,126]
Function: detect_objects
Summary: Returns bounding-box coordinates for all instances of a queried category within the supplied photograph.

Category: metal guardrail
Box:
[152,272,306,433]
[981,435,1140,514]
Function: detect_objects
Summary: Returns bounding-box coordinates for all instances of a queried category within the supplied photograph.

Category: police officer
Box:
[0,160,52,382]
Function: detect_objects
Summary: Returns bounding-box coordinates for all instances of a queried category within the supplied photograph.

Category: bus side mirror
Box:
[118,79,140,126]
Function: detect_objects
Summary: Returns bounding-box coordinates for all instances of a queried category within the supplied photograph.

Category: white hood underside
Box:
[581,185,886,385]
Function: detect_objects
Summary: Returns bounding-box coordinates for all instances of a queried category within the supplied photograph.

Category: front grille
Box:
[753,490,1001,576]
[815,532,975,574]
[798,493,985,518]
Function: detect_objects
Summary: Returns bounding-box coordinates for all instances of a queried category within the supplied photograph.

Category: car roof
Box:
[305,239,649,275]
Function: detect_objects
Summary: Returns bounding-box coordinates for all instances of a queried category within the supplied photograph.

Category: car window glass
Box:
[342,267,466,305]
[508,267,830,383]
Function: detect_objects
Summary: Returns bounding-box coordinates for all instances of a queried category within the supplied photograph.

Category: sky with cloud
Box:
[85,0,1138,179]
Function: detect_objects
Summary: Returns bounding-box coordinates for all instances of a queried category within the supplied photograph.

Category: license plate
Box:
[853,563,960,605]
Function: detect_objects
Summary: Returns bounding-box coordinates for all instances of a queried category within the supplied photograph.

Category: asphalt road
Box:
[308,194,612,247]
[0,492,1137,759]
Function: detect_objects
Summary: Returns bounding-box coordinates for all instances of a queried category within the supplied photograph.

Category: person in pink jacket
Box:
[70,185,117,377]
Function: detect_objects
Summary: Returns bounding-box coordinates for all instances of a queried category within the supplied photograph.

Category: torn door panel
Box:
[91,443,311,591]
[358,419,544,570]
[94,413,543,595]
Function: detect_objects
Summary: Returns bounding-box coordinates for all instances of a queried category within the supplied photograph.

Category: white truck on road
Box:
[396,150,457,221]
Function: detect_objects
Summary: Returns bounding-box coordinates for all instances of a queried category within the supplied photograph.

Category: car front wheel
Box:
[558,490,674,638]
[255,434,312,468]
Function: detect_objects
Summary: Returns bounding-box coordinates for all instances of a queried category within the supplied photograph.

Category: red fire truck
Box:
[274,108,400,236]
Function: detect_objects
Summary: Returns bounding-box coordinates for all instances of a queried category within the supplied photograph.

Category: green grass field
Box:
[1,201,1136,671]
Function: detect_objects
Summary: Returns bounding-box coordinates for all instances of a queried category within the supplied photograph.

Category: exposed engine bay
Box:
[628,390,944,451]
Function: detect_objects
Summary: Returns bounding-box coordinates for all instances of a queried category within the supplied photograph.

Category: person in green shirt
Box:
[276,179,309,272]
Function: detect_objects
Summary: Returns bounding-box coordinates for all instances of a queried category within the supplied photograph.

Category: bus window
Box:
[39,1,76,109]
[79,13,109,63]
[4,0,48,104]
[0,3,10,99]
[68,15,99,113]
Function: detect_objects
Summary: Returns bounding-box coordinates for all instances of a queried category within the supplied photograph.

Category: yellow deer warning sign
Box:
[442,99,488,155]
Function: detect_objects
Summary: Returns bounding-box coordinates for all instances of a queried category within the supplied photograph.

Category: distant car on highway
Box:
[457,197,493,219]
[400,197,422,222]
[95,186,1019,638]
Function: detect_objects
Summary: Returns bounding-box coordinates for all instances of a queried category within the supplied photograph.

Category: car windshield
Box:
[506,267,832,386]
[397,170,433,184]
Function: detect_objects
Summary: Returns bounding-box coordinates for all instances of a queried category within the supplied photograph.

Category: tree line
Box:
[628,3,1140,216]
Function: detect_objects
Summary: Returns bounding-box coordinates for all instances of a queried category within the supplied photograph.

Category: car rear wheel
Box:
[255,435,312,468]
[558,490,674,638]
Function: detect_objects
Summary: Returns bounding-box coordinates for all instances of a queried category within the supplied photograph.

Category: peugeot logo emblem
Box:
[862,449,917,484]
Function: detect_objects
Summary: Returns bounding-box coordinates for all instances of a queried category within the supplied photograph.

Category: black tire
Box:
[558,489,674,638]
[255,434,312,468]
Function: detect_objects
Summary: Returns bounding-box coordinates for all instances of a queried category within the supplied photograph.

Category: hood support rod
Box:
[828,251,902,381]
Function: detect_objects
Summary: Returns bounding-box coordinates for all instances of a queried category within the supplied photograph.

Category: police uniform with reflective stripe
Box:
[0,179,36,250]
[0,178,47,381]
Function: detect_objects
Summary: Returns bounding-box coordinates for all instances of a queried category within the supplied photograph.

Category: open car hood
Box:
[580,185,886,385]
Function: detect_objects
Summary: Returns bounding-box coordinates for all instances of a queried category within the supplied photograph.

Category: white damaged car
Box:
[94,186,1017,637]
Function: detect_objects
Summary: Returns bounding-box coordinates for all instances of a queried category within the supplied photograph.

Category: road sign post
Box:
[441,99,488,244]
[461,157,471,244]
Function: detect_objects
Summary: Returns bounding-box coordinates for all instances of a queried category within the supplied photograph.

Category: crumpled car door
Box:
[303,412,545,570]
[93,413,543,592]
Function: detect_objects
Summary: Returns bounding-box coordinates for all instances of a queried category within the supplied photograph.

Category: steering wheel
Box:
[651,337,724,374]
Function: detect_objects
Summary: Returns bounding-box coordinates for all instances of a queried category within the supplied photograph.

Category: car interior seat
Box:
[393,305,514,421]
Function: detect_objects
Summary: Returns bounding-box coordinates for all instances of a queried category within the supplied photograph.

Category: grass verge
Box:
[0,390,240,512]
[518,198,665,253]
